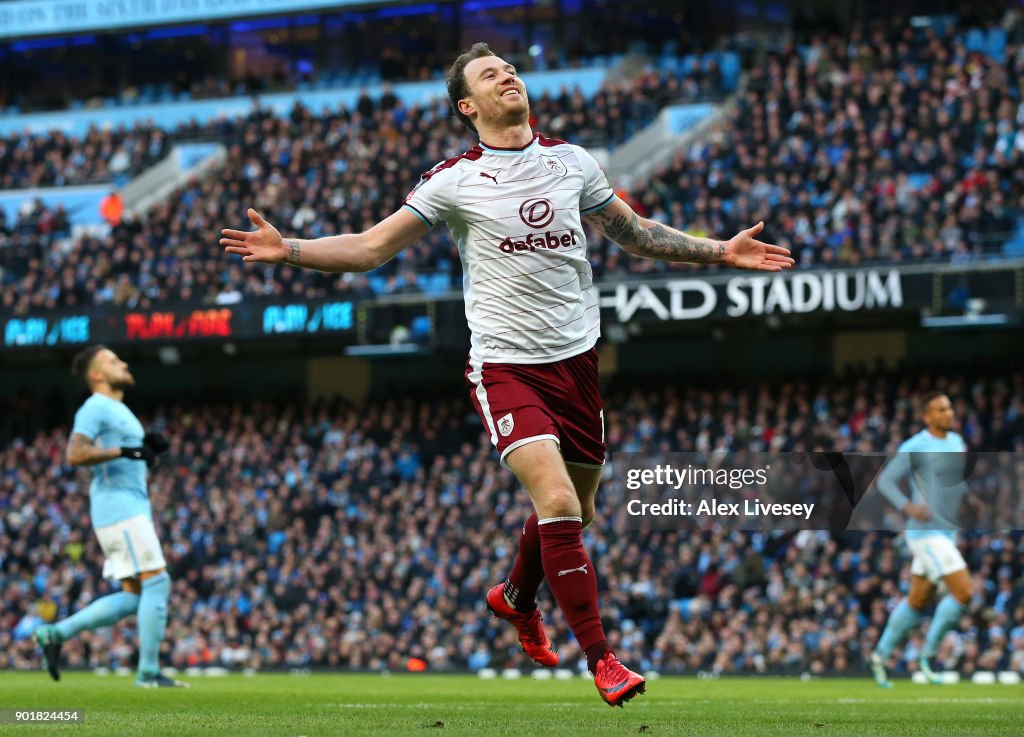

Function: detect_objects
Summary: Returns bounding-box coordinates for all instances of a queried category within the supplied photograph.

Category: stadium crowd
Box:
[0,127,171,191]
[608,16,1024,274]
[1,15,1022,314]
[2,370,1022,676]
[0,62,727,313]
[0,60,721,192]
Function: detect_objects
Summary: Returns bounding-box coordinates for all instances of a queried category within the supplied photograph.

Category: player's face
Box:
[461,55,529,130]
[924,395,954,432]
[92,349,135,390]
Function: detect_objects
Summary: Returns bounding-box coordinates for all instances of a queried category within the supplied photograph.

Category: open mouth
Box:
[502,89,521,97]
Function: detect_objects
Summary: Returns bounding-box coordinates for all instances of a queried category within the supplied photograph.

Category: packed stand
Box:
[2,15,1022,313]
[589,13,1024,278]
[0,60,731,313]
[0,127,171,191]
[2,371,1022,676]
[0,41,695,116]
[0,50,730,191]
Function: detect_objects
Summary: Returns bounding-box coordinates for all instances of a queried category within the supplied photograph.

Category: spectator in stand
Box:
[99,191,124,228]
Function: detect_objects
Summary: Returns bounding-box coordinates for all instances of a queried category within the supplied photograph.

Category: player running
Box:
[34,345,186,689]
[869,392,973,687]
[220,42,793,706]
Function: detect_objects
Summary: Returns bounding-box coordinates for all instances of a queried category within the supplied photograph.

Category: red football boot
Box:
[593,651,646,707]
[486,584,558,667]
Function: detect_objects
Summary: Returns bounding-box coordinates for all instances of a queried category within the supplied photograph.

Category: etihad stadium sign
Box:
[600,269,906,322]
[1,262,1020,352]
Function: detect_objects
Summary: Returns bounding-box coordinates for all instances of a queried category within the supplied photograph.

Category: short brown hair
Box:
[446,42,497,132]
[71,344,107,388]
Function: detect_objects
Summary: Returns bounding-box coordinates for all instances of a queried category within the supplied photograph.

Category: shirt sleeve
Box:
[875,440,913,510]
[575,146,615,214]
[72,400,102,440]
[401,162,454,227]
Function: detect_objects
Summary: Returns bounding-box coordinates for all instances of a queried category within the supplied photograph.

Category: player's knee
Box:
[950,580,972,605]
[907,589,930,609]
[537,485,582,519]
[912,591,937,610]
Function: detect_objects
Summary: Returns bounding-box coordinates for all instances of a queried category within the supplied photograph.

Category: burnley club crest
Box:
[541,155,567,177]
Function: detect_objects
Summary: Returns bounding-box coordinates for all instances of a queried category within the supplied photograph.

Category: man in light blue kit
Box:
[34,345,187,688]
[869,392,973,687]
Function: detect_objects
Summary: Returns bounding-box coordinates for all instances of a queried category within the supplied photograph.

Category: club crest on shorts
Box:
[497,412,515,437]
[541,155,567,177]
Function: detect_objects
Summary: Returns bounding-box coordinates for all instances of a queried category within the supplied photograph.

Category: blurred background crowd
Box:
[1,13,1022,315]
[2,371,1022,675]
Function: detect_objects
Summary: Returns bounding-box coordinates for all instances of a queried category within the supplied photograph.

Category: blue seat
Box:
[427,273,450,294]
[411,316,432,338]
[720,52,741,90]
[1003,240,1024,258]
[964,28,985,53]
[986,28,1006,62]
[368,276,387,294]
[1003,219,1024,258]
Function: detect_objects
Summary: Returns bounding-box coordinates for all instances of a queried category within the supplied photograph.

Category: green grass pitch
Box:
[0,673,1020,736]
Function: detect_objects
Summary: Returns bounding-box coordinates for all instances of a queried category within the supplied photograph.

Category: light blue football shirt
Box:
[875,429,968,540]
[71,393,151,528]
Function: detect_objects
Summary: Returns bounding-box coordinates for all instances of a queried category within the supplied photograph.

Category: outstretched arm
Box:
[220,207,429,273]
[583,197,794,271]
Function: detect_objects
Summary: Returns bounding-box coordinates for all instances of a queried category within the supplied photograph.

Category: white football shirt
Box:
[402,133,615,365]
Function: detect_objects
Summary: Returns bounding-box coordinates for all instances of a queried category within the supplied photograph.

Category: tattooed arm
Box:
[66,432,122,466]
[583,197,794,271]
[584,198,724,263]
